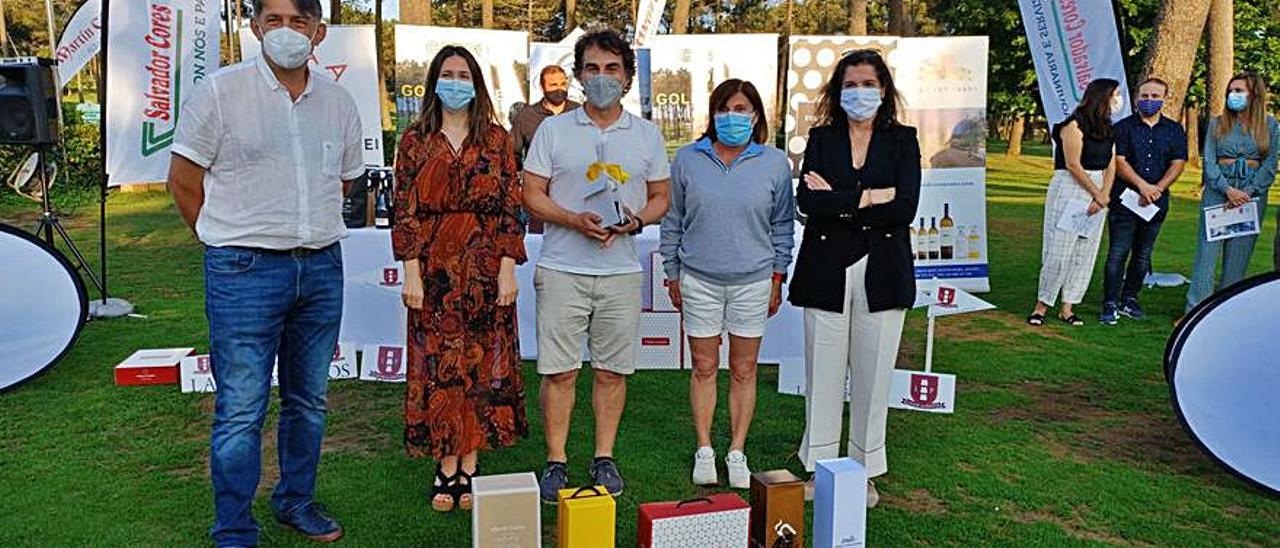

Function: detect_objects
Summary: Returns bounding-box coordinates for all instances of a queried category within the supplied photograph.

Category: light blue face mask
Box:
[1227,91,1249,112]
[841,87,882,122]
[435,79,475,112]
[714,112,755,147]
[583,74,624,109]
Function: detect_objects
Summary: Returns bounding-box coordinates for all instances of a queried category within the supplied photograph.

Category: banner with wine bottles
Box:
[785,36,991,292]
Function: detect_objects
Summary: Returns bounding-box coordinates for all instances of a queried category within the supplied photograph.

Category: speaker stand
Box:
[29,145,133,319]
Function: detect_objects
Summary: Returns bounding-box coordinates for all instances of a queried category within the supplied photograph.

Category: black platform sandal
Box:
[457,465,477,511]
[1059,314,1085,326]
[1027,313,1045,326]
[431,464,460,512]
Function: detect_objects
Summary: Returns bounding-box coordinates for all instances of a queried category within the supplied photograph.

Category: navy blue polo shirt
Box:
[1113,114,1188,222]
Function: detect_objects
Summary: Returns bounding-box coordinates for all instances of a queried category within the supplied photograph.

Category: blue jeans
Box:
[1102,207,1163,305]
[205,244,344,547]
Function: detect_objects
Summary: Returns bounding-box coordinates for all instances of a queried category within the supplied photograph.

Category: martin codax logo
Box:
[140,2,183,157]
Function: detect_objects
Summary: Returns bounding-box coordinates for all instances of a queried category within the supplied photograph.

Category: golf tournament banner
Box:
[54,0,101,87]
[785,36,991,292]
[1016,0,1130,125]
[105,0,220,186]
[394,26,529,133]
[240,25,386,166]
[644,34,779,154]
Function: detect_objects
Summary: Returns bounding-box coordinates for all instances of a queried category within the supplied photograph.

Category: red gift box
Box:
[638,493,751,548]
[114,348,195,386]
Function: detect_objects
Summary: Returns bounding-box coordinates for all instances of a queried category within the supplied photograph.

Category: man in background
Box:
[511,65,581,166]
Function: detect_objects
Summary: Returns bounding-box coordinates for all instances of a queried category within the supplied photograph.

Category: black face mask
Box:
[544,90,568,106]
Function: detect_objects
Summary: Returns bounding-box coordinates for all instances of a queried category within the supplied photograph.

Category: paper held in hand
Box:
[1120,188,1161,221]
[1056,198,1105,236]
[1204,199,1261,242]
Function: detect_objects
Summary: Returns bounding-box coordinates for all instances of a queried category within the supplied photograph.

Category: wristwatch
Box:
[628,213,645,236]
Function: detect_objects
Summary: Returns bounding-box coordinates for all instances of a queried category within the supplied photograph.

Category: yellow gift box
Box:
[557,485,616,548]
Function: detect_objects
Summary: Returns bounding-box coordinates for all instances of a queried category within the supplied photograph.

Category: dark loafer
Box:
[275,502,343,543]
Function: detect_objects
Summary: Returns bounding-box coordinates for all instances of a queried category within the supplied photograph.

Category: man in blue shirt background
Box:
[1102,77,1188,325]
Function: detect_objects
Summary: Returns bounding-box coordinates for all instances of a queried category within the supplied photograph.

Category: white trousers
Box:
[798,257,907,478]
[1037,169,1106,306]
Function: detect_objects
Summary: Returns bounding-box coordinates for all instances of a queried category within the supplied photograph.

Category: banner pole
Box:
[97,0,109,304]
[924,315,935,374]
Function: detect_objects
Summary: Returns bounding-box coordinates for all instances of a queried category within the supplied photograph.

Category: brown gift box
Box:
[750,470,805,548]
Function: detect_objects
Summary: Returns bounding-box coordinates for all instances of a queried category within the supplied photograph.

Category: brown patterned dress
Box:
[391,124,528,459]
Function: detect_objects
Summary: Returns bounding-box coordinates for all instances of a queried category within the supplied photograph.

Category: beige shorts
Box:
[534,267,644,375]
[680,274,773,339]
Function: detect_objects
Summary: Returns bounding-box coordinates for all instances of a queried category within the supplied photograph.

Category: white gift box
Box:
[650,252,677,312]
[636,312,687,370]
[472,472,542,548]
[814,458,867,548]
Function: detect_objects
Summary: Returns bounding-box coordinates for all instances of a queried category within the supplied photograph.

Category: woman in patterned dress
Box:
[392,46,528,513]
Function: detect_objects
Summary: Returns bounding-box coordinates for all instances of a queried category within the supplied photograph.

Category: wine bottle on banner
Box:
[967,225,982,260]
[909,221,919,261]
[928,217,940,260]
[939,203,955,260]
[375,171,392,229]
[915,217,927,260]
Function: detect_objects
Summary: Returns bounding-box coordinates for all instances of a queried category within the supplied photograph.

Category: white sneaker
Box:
[726,450,751,489]
[692,447,718,486]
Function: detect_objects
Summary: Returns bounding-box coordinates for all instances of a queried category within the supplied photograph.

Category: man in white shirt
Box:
[522,28,671,503]
[166,1,362,546]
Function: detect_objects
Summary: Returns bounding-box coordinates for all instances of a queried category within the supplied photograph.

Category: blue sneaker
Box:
[274,503,342,543]
[589,457,626,497]
[1099,303,1119,326]
[1118,300,1145,320]
[539,461,569,505]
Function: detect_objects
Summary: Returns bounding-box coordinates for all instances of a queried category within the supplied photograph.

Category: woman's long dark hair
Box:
[701,79,769,144]
[815,49,903,130]
[412,46,498,144]
[1071,78,1119,140]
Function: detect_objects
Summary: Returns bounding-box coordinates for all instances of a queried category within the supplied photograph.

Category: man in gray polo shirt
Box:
[522,28,671,502]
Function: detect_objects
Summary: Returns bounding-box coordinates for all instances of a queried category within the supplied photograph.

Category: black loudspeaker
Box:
[0,58,59,145]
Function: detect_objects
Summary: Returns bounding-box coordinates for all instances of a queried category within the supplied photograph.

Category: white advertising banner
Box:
[105,0,220,186]
[54,0,101,87]
[1016,0,1131,125]
[784,36,991,292]
[644,34,779,154]
[394,25,528,133]
[240,26,385,165]
[634,0,667,47]
[527,42,645,117]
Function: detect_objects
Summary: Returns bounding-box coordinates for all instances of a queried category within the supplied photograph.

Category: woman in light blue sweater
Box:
[659,78,795,489]
[1186,72,1278,312]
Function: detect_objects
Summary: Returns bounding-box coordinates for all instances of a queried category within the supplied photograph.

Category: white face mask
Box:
[262,27,315,70]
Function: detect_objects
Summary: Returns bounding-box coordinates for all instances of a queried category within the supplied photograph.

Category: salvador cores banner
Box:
[240,25,386,166]
[105,0,220,186]
[785,36,991,292]
[1016,0,1130,125]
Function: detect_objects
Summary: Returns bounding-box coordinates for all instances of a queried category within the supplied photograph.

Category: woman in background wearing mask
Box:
[660,79,795,489]
[1186,72,1278,311]
[789,50,921,508]
[391,46,528,513]
[1027,78,1119,327]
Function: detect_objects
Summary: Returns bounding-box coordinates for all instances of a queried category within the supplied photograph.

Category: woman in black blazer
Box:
[789,49,921,508]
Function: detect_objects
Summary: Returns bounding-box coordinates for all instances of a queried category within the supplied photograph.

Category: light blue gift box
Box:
[814,458,867,548]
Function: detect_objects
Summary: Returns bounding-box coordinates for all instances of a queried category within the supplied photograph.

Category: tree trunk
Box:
[482,0,493,28]
[457,0,466,27]
[1007,115,1025,157]
[401,0,433,24]
[1141,0,1211,120]
[1206,0,1233,117]
[848,0,867,35]
[330,0,342,23]
[376,0,391,132]
[888,0,914,36]
[673,0,691,33]
[1186,105,1201,164]
[566,0,577,33]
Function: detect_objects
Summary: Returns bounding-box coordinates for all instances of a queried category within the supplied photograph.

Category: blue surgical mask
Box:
[841,87,882,122]
[1227,91,1249,112]
[1136,99,1164,117]
[435,79,475,112]
[714,112,754,147]
[583,74,624,109]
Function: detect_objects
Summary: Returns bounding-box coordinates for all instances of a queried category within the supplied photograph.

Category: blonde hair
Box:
[1215,72,1271,157]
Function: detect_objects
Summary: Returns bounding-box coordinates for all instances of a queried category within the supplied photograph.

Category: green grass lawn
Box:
[1,151,1277,547]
